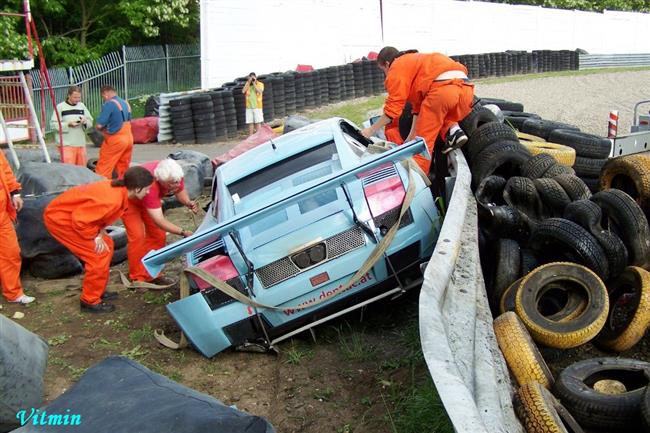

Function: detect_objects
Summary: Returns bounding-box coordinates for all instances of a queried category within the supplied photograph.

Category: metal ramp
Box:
[0,1,56,169]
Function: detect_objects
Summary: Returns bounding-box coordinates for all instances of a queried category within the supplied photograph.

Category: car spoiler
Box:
[142,138,429,277]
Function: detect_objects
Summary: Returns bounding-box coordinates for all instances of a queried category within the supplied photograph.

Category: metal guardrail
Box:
[30,44,200,133]
[579,53,650,69]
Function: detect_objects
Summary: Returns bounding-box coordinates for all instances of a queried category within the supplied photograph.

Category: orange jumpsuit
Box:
[0,151,25,302]
[122,161,183,282]
[95,100,133,179]
[383,52,474,173]
[44,180,128,305]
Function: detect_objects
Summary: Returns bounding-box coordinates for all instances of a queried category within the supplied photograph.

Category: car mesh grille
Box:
[255,226,366,288]
[374,208,413,230]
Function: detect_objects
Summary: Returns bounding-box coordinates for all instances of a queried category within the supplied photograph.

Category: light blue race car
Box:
[143,118,442,357]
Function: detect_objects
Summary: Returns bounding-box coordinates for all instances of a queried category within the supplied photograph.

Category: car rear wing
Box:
[142,138,429,277]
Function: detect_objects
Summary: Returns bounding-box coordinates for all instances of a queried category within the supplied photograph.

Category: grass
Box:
[283,342,314,365]
[309,95,385,126]
[334,322,378,362]
[128,324,153,345]
[476,65,650,84]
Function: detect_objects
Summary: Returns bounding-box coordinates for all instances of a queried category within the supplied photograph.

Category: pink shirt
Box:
[140,161,185,209]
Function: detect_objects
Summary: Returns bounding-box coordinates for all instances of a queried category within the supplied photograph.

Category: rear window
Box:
[227,141,337,199]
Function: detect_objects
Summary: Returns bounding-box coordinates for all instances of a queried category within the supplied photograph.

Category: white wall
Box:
[201,0,650,88]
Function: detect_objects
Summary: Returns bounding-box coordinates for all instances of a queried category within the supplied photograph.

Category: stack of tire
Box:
[302,71,316,109]
[341,64,355,100]
[270,73,286,118]
[282,72,297,115]
[294,71,306,112]
[190,93,217,144]
[169,97,195,144]
[326,66,341,104]
[370,60,384,94]
[219,88,238,138]
[209,90,228,141]
[352,62,365,98]
[362,60,375,95]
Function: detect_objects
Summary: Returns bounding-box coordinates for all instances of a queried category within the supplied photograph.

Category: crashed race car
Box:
[143,117,441,357]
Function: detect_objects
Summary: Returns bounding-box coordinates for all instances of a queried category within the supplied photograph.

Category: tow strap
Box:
[155,157,423,350]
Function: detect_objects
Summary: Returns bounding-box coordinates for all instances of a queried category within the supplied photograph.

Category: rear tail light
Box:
[358,163,405,221]
[192,255,239,291]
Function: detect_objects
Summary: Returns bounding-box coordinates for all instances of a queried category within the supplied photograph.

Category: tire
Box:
[475,175,506,206]
[573,156,607,178]
[479,97,524,112]
[520,119,580,140]
[169,97,191,107]
[480,205,532,242]
[553,357,650,431]
[499,277,521,315]
[105,225,127,249]
[466,122,518,163]
[530,218,609,280]
[542,163,575,178]
[514,382,585,433]
[520,249,539,277]
[520,140,576,167]
[596,266,650,352]
[110,245,127,266]
[29,252,83,279]
[581,176,600,193]
[591,189,650,269]
[515,262,609,348]
[547,129,612,159]
[642,387,650,432]
[471,141,531,189]
[553,174,591,201]
[86,157,98,172]
[493,312,554,389]
[521,153,557,180]
[503,176,545,220]
[502,110,541,120]
[534,178,571,216]
[493,239,521,306]
[459,104,498,136]
[600,154,650,214]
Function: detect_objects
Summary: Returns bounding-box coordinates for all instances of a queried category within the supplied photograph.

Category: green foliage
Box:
[486,0,650,12]
[0,16,28,59]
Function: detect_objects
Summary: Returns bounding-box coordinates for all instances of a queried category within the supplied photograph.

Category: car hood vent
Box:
[361,165,398,186]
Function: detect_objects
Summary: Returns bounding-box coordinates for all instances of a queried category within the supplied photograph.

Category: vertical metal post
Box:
[165,44,171,92]
[68,66,74,85]
[122,45,129,100]
[19,71,50,163]
[0,109,20,170]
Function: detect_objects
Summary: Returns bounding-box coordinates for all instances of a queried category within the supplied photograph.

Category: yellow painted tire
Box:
[600,154,650,215]
[514,382,585,433]
[520,141,576,167]
[494,312,554,389]
[517,131,546,143]
[515,262,609,349]
[596,266,650,352]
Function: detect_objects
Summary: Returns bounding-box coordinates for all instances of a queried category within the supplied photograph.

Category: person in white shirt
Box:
[50,86,93,166]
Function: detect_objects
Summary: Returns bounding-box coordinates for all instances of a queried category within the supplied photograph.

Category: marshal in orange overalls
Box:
[95,98,134,179]
[383,52,474,172]
[0,152,25,302]
[44,180,128,305]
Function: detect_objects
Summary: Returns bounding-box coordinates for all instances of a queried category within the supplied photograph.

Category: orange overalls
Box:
[95,99,133,179]
[383,52,474,173]
[122,192,167,282]
[44,180,128,305]
[0,152,25,302]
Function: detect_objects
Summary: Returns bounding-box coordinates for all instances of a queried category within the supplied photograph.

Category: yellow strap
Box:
[118,270,175,291]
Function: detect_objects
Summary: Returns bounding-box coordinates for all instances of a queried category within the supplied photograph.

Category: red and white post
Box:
[608,110,619,138]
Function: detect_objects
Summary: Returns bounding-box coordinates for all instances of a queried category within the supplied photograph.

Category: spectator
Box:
[43,166,154,313]
[0,151,35,305]
[50,86,93,166]
[361,47,473,173]
[242,72,265,135]
[122,158,198,285]
[95,85,133,179]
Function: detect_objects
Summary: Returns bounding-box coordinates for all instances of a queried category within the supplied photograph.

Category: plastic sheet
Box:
[212,124,278,168]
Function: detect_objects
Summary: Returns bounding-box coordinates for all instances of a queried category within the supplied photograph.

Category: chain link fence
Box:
[31,44,200,133]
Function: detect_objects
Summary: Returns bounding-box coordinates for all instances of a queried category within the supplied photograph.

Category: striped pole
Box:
[608,110,619,138]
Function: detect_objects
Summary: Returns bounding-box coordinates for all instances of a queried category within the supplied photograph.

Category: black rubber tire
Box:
[475,175,506,206]
[515,262,609,348]
[553,357,650,431]
[541,163,575,178]
[501,110,541,120]
[574,156,607,178]
[29,253,83,279]
[520,119,580,140]
[582,176,601,193]
[466,122,518,164]
[520,249,539,277]
[169,97,191,107]
[478,204,532,243]
[530,218,609,280]
[534,178,571,217]
[86,157,98,172]
[479,97,524,112]
[563,200,628,280]
[105,225,127,250]
[591,189,650,269]
[503,116,527,130]
[110,245,127,266]
[520,153,557,180]
[553,174,592,201]
[459,105,498,136]
[493,238,521,307]
[642,384,650,431]
[471,141,531,189]
[503,176,545,220]
[548,129,612,159]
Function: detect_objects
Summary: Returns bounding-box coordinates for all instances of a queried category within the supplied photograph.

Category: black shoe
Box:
[443,129,468,154]
[80,301,115,313]
[101,291,119,300]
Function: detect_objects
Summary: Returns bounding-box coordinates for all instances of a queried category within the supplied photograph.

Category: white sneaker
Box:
[9,295,35,305]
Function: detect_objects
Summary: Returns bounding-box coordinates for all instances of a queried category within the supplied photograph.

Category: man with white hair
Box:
[122,158,199,284]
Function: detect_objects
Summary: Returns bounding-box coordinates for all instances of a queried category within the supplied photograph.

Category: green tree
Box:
[0,0,199,66]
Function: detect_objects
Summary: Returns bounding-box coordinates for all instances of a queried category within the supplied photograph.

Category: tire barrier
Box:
[513,382,585,433]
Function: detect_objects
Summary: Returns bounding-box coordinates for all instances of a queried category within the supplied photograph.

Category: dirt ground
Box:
[5,69,650,432]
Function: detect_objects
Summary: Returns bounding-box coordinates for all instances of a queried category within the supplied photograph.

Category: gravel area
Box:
[475,69,650,136]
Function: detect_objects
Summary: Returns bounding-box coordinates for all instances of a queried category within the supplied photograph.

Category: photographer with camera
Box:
[50,86,93,166]
[242,72,265,135]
